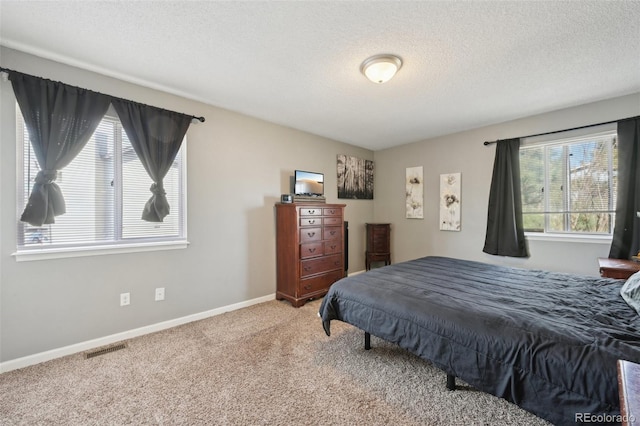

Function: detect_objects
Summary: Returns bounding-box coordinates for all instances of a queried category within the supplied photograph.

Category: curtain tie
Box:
[35,170,58,184]
[150,182,166,196]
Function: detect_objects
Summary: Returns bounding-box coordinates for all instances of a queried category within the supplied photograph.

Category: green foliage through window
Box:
[520,131,617,235]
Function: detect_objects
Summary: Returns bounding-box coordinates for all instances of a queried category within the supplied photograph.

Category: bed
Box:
[318,256,640,425]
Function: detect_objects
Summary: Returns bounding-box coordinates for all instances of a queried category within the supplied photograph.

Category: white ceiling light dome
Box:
[360,54,403,84]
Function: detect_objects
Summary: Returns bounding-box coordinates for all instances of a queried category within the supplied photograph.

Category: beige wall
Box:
[2,45,638,366]
[373,92,640,274]
[0,47,373,363]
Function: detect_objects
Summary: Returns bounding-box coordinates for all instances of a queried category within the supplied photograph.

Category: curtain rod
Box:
[0,66,205,123]
[483,115,639,146]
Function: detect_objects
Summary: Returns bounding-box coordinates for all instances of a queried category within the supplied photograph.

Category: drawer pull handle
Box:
[309,248,316,253]
[304,266,312,271]
[309,210,315,214]
[330,231,336,236]
[304,284,312,290]
[334,261,340,266]
[330,245,337,250]
[309,219,315,224]
[329,210,335,214]
[307,232,315,237]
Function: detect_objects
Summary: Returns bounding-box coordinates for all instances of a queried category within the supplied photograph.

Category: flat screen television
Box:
[294,170,324,197]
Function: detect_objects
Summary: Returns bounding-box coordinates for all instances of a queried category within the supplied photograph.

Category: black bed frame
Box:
[363,331,456,390]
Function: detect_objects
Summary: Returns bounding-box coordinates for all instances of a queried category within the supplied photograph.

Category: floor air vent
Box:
[85,343,127,359]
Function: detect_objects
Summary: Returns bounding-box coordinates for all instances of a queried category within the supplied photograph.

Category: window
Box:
[520,128,617,235]
[16,107,187,254]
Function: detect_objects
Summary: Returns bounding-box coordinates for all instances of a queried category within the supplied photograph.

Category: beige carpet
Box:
[0,299,550,425]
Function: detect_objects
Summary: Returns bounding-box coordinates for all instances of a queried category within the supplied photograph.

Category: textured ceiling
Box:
[1,1,639,150]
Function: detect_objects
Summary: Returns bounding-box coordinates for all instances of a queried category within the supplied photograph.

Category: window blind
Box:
[17,110,186,250]
[520,130,617,234]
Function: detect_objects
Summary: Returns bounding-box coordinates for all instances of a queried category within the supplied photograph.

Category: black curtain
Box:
[10,72,111,226]
[609,118,640,259]
[483,138,528,257]
[112,100,192,222]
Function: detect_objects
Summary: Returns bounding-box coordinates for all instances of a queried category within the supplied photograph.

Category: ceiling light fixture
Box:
[360,54,403,84]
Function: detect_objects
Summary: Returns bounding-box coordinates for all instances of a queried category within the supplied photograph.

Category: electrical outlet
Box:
[120,292,130,306]
[155,287,165,301]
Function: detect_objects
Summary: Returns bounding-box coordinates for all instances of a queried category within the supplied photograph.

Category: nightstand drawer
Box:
[602,269,637,280]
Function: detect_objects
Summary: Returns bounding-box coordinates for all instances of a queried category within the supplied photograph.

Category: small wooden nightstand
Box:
[598,258,640,280]
[365,223,391,270]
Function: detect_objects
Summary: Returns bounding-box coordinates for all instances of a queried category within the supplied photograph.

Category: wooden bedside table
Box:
[365,223,391,270]
[598,258,640,280]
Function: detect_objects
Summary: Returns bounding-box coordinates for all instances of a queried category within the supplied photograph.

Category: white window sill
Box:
[525,233,612,244]
[12,240,189,262]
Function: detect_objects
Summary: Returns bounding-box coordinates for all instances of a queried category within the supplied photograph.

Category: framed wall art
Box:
[337,154,374,199]
[405,166,423,219]
[440,172,461,231]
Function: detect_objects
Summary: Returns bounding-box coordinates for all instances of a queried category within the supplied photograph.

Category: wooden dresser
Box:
[275,203,346,307]
[365,223,391,270]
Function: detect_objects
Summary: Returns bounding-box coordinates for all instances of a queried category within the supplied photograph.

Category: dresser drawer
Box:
[300,242,323,259]
[300,208,322,216]
[323,217,342,226]
[324,240,341,255]
[300,227,322,243]
[323,226,342,241]
[300,254,343,277]
[298,269,344,297]
[300,217,321,227]
[323,207,342,216]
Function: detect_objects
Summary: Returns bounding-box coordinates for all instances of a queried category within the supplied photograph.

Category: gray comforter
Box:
[319,256,640,425]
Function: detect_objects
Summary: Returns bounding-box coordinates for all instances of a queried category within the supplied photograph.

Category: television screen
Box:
[294,170,324,196]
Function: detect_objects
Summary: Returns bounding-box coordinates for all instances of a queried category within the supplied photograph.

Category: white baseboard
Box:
[348,269,366,276]
[0,293,275,374]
